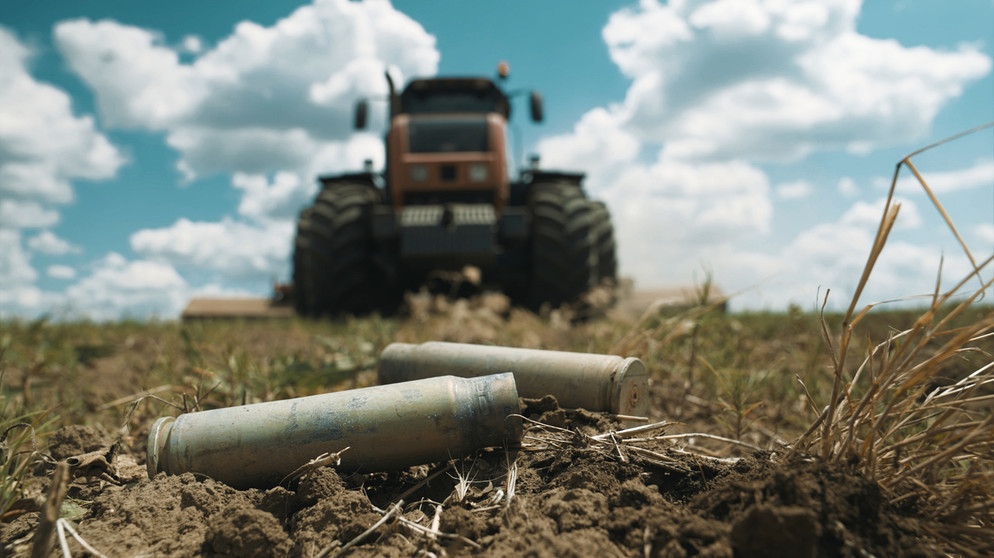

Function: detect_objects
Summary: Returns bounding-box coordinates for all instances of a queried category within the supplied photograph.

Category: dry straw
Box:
[790,122,994,555]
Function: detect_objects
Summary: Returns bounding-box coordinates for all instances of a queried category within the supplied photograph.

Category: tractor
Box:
[291,64,616,316]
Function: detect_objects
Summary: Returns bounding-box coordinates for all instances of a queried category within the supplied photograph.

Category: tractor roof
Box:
[400,77,510,118]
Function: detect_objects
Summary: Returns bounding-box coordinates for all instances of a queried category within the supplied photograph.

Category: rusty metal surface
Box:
[147,373,522,488]
[378,342,648,418]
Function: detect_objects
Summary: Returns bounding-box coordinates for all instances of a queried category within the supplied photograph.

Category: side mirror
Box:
[529,91,544,123]
[354,99,369,130]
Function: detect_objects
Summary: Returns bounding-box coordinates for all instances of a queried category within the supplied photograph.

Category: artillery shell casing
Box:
[147,373,521,488]
[378,342,648,418]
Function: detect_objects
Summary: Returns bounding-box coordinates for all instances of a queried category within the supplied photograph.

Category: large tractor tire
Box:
[527,182,598,310]
[293,184,379,317]
[590,201,618,285]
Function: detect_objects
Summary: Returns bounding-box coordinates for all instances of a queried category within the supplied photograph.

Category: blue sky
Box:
[1,0,992,320]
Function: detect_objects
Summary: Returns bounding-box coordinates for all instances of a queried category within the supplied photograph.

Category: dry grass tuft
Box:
[0,362,56,520]
[518,415,711,472]
[790,123,994,555]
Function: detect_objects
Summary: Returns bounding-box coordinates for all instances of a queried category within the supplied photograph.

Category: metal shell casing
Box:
[378,342,648,418]
[147,373,521,488]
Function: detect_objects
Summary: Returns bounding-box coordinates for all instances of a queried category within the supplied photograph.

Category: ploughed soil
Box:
[3,411,937,558]
[1,294,951,557]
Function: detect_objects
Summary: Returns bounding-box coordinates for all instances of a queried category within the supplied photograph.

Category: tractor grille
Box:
[400,204,497,259]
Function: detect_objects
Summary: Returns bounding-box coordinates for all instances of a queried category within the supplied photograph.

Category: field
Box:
[2,144,993,557]
[2,277,992,557]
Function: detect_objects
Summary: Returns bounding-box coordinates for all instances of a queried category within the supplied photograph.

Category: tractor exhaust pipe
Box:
[386,71,399,119]
[147,373,522,488]
[378,342,648,419]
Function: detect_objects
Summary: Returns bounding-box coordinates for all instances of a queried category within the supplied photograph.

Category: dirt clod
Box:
[730,505,819,558]
[47,425,111,461]
[205,505,293,557]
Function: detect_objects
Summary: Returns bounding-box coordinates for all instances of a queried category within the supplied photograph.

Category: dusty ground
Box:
[2,408,937,558]
[0,293,966,557]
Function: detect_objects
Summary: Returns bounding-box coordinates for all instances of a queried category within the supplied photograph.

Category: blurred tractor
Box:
[291,63,616,316]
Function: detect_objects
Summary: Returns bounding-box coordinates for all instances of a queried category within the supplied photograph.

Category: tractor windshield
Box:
[403,91,500,114]
[399,79,510,118]
[408,117,489,153]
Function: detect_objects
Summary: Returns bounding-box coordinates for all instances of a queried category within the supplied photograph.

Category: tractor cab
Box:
[355,72,542,210]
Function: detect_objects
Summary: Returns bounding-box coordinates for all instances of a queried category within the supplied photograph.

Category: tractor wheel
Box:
[527,182,598,309]
[590,201,618,285]
[292,184,379,317]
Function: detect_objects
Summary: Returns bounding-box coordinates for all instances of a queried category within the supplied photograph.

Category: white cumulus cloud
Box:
[233,171,312,222]
[536,108,640,196]
[0,200,60,229]
[53,20,205,129]
[181,35,204,54]
[130,218,294,279]
[27,230,81,255]
[974,223,994,248]
[837,176,859,197]
[776,180,814,200]
[601,155,773,287]
[54,0,438,179]
[47,265,77,280]
[537,0,991,309]
[0,26,124,215]
[0,230,37,287]
[599,0,990,162]
[895,159,994,195]
[840,196,922,230]
[62,253,188,321]
[721,195,977,310]
[0,230,52,319]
